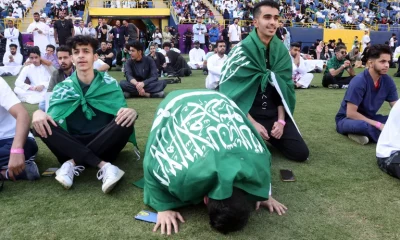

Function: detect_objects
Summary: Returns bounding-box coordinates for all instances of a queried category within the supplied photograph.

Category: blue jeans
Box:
[336,115,388,143]
[0,137,38,169]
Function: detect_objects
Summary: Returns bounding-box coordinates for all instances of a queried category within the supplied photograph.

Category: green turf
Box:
[1,67,400,240]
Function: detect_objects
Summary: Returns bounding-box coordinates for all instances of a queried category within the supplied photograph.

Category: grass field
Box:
[1,67,400,240]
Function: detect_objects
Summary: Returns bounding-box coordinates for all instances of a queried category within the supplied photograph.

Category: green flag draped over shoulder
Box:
[47,70,137,146]
[219,29,296,115]
[143,89,271,212]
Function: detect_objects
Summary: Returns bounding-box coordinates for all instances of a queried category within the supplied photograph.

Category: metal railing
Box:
[0,18,23,31]
[89,0,161,8]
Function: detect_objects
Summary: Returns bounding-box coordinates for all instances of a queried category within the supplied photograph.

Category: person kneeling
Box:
[31,35,138,193]
[142,90,286,235]
[376,101,400,178]
[335,44,398,145]
[0,77,39,183]
[120,42,166,98]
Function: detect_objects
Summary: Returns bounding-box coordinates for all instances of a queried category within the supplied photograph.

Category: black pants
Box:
[254,116,309,162]
[185,43,191,54]
[35,120,133,168]
[322,74,354,88]
[120,80,166,96]
[377,151,400,179]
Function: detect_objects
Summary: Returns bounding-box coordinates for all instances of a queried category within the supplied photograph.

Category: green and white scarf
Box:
[219,29,298,131]
[143,90,271,211]
[48,70,137,145]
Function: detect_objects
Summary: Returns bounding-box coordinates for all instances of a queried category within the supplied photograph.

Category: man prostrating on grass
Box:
[31,35,138,193]
[335,44,398,145]
[143,90,286,235]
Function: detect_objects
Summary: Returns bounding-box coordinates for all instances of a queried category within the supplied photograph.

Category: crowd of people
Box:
[0,0,31,19]
[103,0,151,8]
[1,0,400,237]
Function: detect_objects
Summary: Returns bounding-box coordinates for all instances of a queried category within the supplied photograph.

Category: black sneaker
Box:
[14,161,40,181]
[203,71,208,75]
[150,91,165,98]
[328,84,339,89]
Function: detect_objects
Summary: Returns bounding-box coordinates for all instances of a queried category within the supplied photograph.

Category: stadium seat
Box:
[148,1,153,8]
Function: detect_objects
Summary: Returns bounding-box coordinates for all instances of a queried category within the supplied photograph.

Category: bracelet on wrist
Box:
[10,148,24,154]
[278,119,286,126]
[375,122,382,129]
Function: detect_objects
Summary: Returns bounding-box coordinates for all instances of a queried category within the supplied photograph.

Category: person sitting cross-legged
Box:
[31,35,138,193]
[0,77,39,182]
[120,42,167,98]
[14,47,51,104]
[187,40,206,70]
[335,44,398,145]
[322,45,355,89]
[0,44,23,77]
[141,89,287,236]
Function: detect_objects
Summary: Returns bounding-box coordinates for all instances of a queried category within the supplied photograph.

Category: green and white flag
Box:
[143,90,271,212]
[219,29,299,132]
[48,70,137,145]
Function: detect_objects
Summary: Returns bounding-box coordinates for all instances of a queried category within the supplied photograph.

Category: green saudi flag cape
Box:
[219,29,298,131]
[143,90,271,212]
[47,70,137,145]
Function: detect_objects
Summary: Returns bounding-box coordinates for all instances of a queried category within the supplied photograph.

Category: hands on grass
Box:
[153,210,185,235]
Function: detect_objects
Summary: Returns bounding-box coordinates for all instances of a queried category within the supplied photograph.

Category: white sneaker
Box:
[97,163,125,194]
[55,161,85,189]
[348,134,369,145]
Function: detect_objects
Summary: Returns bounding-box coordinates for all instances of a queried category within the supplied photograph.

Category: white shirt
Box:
[362,34,370,46]
[3,52,23,66]
[4,27,20,49]
[0,77,32,140]
[390,37,395,47]
[74,26,90,36]
[228,24,241,42]
[205,54,227,90]
[15,64,50,91]
[291,55,308,80]
[189,48,206,63]
[377,101,400,158]
[192,23,207,44]
[93,59,107,70]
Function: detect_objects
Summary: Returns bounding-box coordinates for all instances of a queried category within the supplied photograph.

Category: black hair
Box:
[33,12,39,15]
[9,43,18,49]
[290,42,301,48]
[368,44,392,60]
[46,44,55,51]
[334,44,346,52]
[207,188,252,234]
[66,35,99,52]
[253,0,279,18]
[216,40,225,47]
[28,46,41,57]
[162,42,172,48]
[130,41,144,53]
[102,25,108,29]
[56,45,72,55]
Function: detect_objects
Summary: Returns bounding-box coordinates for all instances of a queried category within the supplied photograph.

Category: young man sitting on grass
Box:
[142,89,286,236]
[31,35,138,193]
[335,44,398,145]
[120,42,167,98]
[0,77,39,182]
[376,101,400,178]
[322,45,355,89]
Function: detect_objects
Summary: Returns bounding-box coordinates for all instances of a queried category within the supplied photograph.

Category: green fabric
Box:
[143,90,271,212]
[48,70,137,145]
[65,80,114,135]
[219,29,296,115]
[324,55,346,77]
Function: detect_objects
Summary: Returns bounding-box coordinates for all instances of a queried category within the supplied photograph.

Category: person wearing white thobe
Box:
[291,54,314,89]
[4,23,20,50]
[188,43,206,69]
[14,64,51,104]
[27,20,50,54]
[361,31,370,51]
[0,47,23,76]
[48,26,57,46]
[205,53,227,90]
